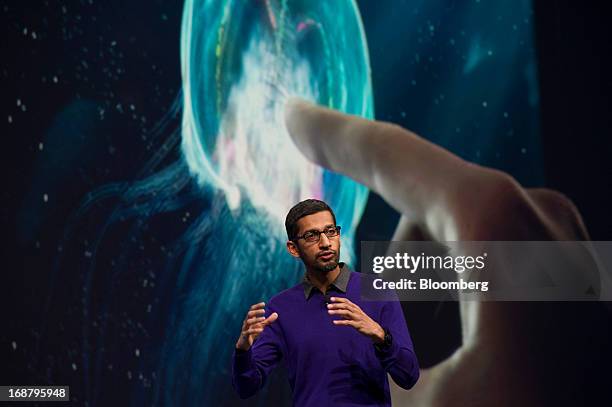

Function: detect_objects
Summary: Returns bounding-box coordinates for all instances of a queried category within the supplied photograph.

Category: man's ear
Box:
[286,240,301,258]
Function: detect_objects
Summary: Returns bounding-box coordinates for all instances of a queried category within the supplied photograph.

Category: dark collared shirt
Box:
[232,264,420,406]
[302,261,352,300]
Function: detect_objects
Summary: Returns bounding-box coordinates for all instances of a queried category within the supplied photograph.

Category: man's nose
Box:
[319,233,331,248]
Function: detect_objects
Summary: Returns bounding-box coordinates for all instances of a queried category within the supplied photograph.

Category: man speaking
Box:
[232,199,419,406]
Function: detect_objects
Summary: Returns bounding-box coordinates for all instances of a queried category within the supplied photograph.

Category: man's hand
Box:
[284,98,588,243]
[235,302,279,352]
[328,297,385,344]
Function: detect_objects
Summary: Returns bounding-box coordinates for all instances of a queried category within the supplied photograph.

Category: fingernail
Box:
[330,297,335,301]
[327,304,331,308]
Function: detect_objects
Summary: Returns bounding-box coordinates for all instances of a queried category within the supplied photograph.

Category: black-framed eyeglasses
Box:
[294,226,341,243]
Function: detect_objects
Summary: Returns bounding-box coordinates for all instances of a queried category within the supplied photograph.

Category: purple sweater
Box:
[232,266,419,406]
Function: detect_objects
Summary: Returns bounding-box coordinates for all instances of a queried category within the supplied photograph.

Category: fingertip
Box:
[284,97,316,136]
[284,97,311,120]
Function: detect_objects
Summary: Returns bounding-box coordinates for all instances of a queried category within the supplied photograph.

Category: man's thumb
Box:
[264,312,279,325]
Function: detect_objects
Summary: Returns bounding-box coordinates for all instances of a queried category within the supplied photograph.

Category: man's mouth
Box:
[318,251,335,261]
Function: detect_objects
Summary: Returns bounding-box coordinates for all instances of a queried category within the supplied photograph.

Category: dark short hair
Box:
[285,199,337,240]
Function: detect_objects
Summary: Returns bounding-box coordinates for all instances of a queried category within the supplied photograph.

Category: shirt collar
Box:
[302,262,351,300]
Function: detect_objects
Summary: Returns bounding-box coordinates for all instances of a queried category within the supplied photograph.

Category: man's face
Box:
[287,210,341,273]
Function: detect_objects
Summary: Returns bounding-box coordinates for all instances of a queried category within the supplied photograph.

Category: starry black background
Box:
[1,0,186,402]
[1,0,612,405]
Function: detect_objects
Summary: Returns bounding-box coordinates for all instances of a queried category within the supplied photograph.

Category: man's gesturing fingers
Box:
[244,302,265,319]
[261,312,279,326]
[242,303,265,326]
[328,297,359,311]
[328,309,356,319]
[245,315,266,326]
[249,302,265,311]
[241,312,278,338]
[245,309,265,320]
[242,326,264,336]
[329,297,351,304]
[236,302,279,350]
[332,319,358,327]
[327,297,362,318]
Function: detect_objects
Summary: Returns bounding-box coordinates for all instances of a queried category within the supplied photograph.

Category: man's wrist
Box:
[373,327,393,351]
[371,324,386,344]
[235,337,250,352]
[235,346,249,354]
